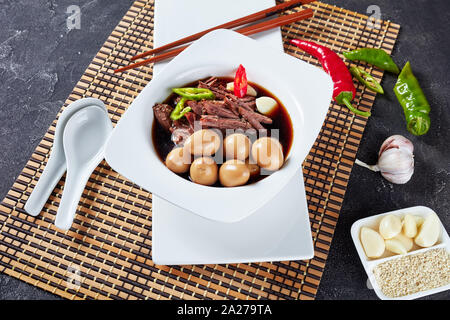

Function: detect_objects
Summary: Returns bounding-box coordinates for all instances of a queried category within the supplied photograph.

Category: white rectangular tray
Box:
[351,206,450,300]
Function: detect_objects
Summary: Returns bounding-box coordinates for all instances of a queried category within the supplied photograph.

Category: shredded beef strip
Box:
[198,81,228,99]
[169,120,193,145]
[200,115,253,130]
[225,97,253,113]
[184,112,197,130]
[198,78,257,110]
[233,97,256,110]
[186,99,239,119]
[186,100,203,115]
[153,104,173,131]
[201,100,239,119]
[204,77,218,86]
[223,97,239,116]
[238,106,272,124]
[238,108,263,130]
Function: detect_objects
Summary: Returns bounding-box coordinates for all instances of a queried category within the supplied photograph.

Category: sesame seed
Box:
[373,248,450,298]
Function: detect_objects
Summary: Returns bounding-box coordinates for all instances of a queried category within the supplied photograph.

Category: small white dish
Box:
[351,206,450,300]
[105,29,333,223]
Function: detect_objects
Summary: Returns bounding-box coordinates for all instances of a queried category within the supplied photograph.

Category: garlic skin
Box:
[355,135,414,184]
[379,135,414,155]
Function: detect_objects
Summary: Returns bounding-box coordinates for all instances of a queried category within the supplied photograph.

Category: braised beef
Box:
[184,112,197,130]
[153,104,173,131]
[169,120,193,145]
[199,77,256,111]
[238,107,272,124]
[200,115,253,130]
[232,96,256,111]
[186,100,203,115]
[202,100,239,119]
[239,107,264,130]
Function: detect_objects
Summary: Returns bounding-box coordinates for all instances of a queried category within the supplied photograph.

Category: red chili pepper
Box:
[234,64,248,98]
[290,39,371,117]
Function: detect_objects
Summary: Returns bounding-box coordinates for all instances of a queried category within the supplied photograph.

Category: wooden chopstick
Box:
[114,9,314,74]
[131,0,316,61]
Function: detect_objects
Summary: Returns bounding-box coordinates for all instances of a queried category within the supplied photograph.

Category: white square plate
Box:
[152,168,314,265]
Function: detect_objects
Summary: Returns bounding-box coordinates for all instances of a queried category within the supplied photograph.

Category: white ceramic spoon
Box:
[25,98,107,217]
[54,105,112,230]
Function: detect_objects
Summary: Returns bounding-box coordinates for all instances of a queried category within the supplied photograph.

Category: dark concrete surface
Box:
[0,0,449,300]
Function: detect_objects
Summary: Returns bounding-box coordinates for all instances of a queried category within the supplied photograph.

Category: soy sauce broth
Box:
[152,77,293,186]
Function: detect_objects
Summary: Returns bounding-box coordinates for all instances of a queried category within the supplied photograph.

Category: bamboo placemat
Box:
[0,0,399,300]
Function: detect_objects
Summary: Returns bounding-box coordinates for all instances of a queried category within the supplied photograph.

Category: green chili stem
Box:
[342,98,371,117]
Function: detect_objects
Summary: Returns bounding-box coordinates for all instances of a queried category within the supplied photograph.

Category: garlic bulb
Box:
[355,135,414,184]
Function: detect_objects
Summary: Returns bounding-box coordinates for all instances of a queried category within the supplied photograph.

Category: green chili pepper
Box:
[343,48,400,74]
[393,62,430,136]
[350,66,384,94]
[170,97,192,121]
[172,87,215,100]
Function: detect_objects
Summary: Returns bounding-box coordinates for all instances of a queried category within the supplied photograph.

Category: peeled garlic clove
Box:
[414,215,425,227]
[379,214,402,239]
[385,239,408,255]
[226,82,257,96]
[392,233,413,252]
[402,214,418,238]
[360,227,385,258]
[256,96,278,115]
[414,213,441,247]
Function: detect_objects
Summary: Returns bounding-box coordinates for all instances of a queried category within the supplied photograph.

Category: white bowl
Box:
[105,29,333,223]
[351,206,450,300]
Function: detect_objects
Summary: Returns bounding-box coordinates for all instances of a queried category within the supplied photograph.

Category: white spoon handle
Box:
[24,155,66,216]
[54,164,97,231]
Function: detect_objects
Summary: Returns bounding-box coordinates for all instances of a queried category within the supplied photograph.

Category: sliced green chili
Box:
[343,48,400,74]
[394,61,430,136]
[350,66,384,94]
[172,87,215,100]
[170,97,192,121]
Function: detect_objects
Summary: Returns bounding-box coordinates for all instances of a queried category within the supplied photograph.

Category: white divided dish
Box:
[351,206,450,300]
